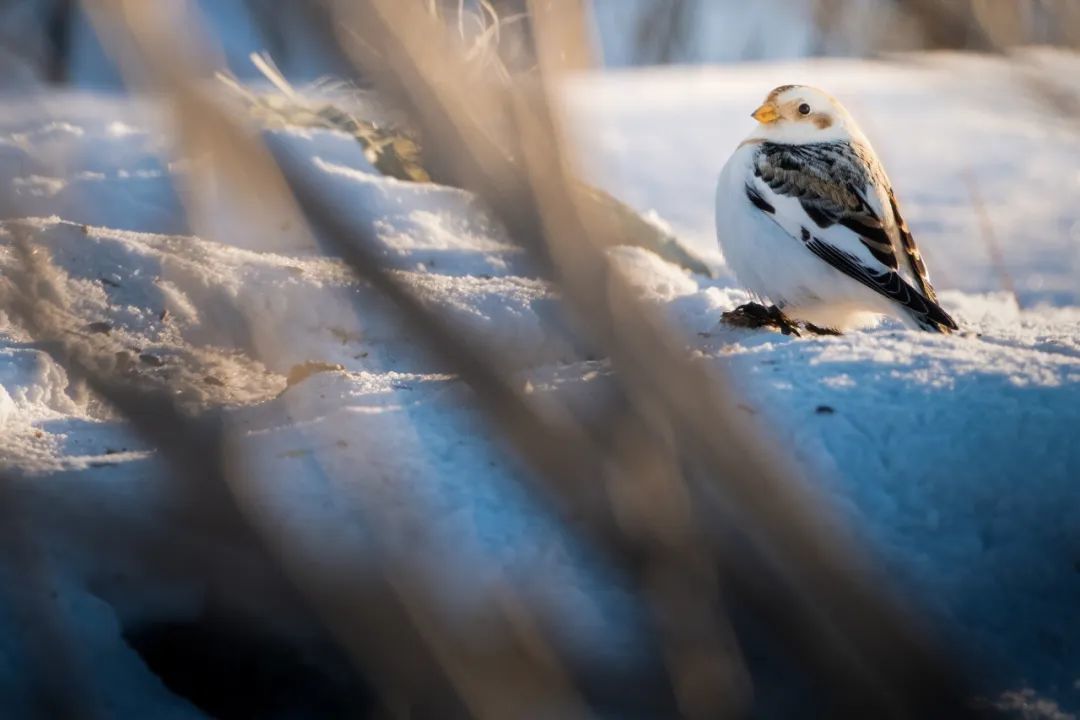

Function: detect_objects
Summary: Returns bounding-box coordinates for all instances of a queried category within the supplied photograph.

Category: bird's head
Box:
[750,85,859,144]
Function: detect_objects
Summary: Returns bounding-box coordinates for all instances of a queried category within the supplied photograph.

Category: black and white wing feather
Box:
[748,140,956,332]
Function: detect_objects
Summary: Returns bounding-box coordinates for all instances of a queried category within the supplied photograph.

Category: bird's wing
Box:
[886,187,939,303]
[800,228,957,331]
[753,140,899,268]
[747,140,956,331]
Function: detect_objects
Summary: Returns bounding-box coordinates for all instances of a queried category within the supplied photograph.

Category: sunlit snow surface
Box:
[1,55,1079,716]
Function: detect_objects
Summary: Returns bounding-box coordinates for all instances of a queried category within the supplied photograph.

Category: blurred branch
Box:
[963,169,1018,306]
[71,1,601,716]
[894,0,997,51]
[632,0,695,65]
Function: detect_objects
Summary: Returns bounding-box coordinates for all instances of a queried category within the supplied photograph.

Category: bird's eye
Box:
[798,103,811,115]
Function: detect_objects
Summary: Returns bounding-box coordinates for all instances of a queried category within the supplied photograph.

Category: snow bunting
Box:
[715,85,957,333]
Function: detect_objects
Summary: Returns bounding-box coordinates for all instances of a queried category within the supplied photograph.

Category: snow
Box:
[2,53,1080,716]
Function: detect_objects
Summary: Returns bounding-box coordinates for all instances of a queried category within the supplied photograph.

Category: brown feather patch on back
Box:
[754,140,901,272]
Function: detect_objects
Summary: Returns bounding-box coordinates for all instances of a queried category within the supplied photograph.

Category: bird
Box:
[715,85,957,334]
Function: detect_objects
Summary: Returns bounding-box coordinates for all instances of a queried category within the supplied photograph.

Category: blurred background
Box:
[0,0,1078,88]
[0,2,1078,720]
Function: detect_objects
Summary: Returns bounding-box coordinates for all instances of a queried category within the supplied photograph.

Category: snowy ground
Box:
[1,54,1079,716]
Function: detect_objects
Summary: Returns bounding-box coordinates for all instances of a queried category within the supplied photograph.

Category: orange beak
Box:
[752,103,780,124]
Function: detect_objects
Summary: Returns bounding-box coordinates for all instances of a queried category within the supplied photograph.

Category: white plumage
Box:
[715,85,956,333]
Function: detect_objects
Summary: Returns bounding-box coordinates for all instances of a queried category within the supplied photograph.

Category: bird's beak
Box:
[752,103,780,124]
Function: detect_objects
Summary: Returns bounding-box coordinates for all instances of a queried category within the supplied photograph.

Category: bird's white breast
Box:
[715,142,817,305]
[714,142,901,329]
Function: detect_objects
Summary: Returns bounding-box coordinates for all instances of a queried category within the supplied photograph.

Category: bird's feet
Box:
[722,303,801,336]
[720,303,841,337]
[802,322,842,336]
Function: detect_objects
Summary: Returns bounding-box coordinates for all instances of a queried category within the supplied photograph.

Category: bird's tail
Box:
[907,297,959,333]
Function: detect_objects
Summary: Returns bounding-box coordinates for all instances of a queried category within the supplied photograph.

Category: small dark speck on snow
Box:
[815,405,835,415]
